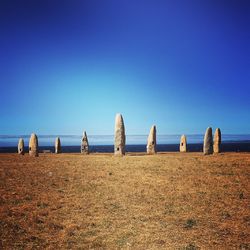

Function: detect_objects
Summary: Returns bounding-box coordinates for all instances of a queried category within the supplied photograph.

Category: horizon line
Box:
[1,133,250,138]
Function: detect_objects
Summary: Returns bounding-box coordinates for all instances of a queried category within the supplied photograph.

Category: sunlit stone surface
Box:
[147,125,157,154]
[179,135,187,152]
[203,127,213,155]
[81,131,89,154]
[18,138,25,155]
[114,113,126,156]
[29,133,39,157]
[55,137,61,154]
[213,128,221,154]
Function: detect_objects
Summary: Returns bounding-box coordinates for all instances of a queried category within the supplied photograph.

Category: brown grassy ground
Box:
[0,152,249,249]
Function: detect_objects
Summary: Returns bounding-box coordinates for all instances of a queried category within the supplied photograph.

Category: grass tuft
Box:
[184,219,197,229]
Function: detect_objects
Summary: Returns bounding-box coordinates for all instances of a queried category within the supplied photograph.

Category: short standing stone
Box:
[81,131,89,154]
[29,133,39,157]
[179,135,187,152]
[203,127,213,155]
[18,138,25,155]
[147,125,156,154]
[55,137,61,154]
[114,113,126,156]
[213,128,221,153]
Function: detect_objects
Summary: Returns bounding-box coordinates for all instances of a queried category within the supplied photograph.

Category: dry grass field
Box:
[0,152,249,249]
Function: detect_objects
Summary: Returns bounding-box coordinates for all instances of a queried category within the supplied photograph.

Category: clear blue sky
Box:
[0,0,249,135]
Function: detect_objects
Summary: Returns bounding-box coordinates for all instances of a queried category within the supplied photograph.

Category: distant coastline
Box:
[1,134,250,153]
[1,134,250,145]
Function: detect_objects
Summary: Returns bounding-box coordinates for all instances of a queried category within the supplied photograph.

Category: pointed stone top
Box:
[148,125,156,138]
[115,113,124,124]
[18,138,24,143]
[115,114,125,132]
[214,128,221,141]
[180,134,187,143]
[204,127,213,139]
[148,125,156,137]
[151,124,156,130]
[206,127,212,132]
[30,133,37,138]
[29,133,38,144]
[81,130,89,154]
[18,138,24,148]
[55,137,61,146]
[82,131,88,142]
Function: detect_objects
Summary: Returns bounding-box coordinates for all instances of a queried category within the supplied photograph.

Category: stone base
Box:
[29,150,38,157]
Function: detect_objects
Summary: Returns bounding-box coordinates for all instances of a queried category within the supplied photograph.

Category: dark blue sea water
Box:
[0,135,250,153]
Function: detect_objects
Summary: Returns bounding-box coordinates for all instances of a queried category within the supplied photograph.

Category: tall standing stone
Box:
[114,113,125,156]
[179,135,187,152]
[81,131,89,154]
[55,137,61,154]
[213,128,221,154]
[203,127,213,155]
[147,125,156,154]
[18,138,25,155]
[29,133,39,157]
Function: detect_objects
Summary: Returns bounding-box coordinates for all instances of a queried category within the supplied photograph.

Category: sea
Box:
[1,134,250,153]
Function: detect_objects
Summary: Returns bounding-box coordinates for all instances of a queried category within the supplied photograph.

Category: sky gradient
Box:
[0,0,249,135]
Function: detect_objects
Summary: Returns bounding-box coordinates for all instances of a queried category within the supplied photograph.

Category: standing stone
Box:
[55,137,61,154]
[203,127,213,155]
[114,113,125,156]
[18,138,25,155]
[179,135,187,152]
[81,131,89,154]
[147,125,157,154]
[213,128,221,154]
[29,133,39,157]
